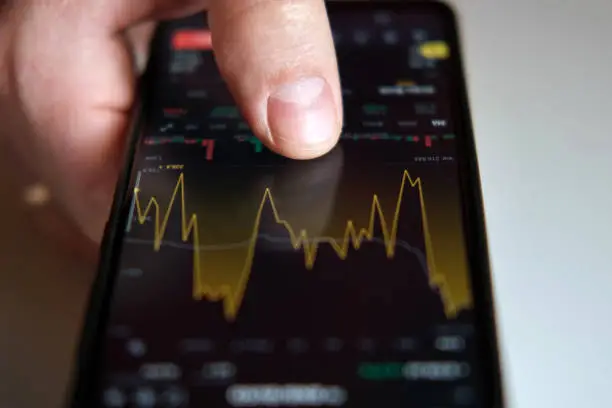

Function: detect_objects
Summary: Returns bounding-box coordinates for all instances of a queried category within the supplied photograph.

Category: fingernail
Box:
[267,76,339,150]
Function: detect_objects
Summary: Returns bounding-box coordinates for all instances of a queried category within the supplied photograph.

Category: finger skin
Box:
[208,0,343,159]
[7,3,138,243]
[2,1,211,244]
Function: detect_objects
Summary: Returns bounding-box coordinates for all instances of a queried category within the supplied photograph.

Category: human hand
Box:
[0,0,342,244]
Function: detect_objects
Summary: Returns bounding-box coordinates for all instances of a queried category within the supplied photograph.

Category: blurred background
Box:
[1,1,612,407]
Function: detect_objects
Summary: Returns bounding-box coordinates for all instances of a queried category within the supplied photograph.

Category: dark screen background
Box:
[95,5,488,408]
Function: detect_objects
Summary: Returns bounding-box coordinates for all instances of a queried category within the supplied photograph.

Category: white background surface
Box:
[450,0,612,406]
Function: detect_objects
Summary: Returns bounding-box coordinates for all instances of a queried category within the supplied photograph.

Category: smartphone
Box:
[68,2,504,407]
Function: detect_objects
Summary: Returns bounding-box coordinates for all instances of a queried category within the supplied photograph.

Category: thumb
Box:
[5,1,209,243]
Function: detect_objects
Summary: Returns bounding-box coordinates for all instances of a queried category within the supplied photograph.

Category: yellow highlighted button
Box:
[419,41,450,60]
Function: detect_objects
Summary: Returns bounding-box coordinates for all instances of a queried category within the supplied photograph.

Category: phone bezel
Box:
[66,2,505,407]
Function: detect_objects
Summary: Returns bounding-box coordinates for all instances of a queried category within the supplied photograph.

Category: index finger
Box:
[208,0,343,159]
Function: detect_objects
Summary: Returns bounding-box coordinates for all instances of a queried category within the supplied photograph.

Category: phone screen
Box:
[83,3,501,408]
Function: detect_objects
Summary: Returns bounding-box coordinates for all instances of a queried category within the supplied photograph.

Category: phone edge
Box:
[65,3,506,407]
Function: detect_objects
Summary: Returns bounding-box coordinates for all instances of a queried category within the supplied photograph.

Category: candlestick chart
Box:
[128,168,473,323]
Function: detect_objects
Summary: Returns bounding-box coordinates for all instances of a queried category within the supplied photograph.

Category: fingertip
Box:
[265,76,341,159]
[207,0,342,160]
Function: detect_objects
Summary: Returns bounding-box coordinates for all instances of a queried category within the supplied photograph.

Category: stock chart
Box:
[128,162,470,322]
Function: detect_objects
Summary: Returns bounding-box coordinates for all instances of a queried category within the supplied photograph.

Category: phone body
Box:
[67,1,504,407]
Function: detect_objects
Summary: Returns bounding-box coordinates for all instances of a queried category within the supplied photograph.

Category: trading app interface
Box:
[97,8,485,408]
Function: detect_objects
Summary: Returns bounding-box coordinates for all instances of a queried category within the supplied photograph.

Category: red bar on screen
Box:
[201,139,216,161]
[172,30,212,50]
